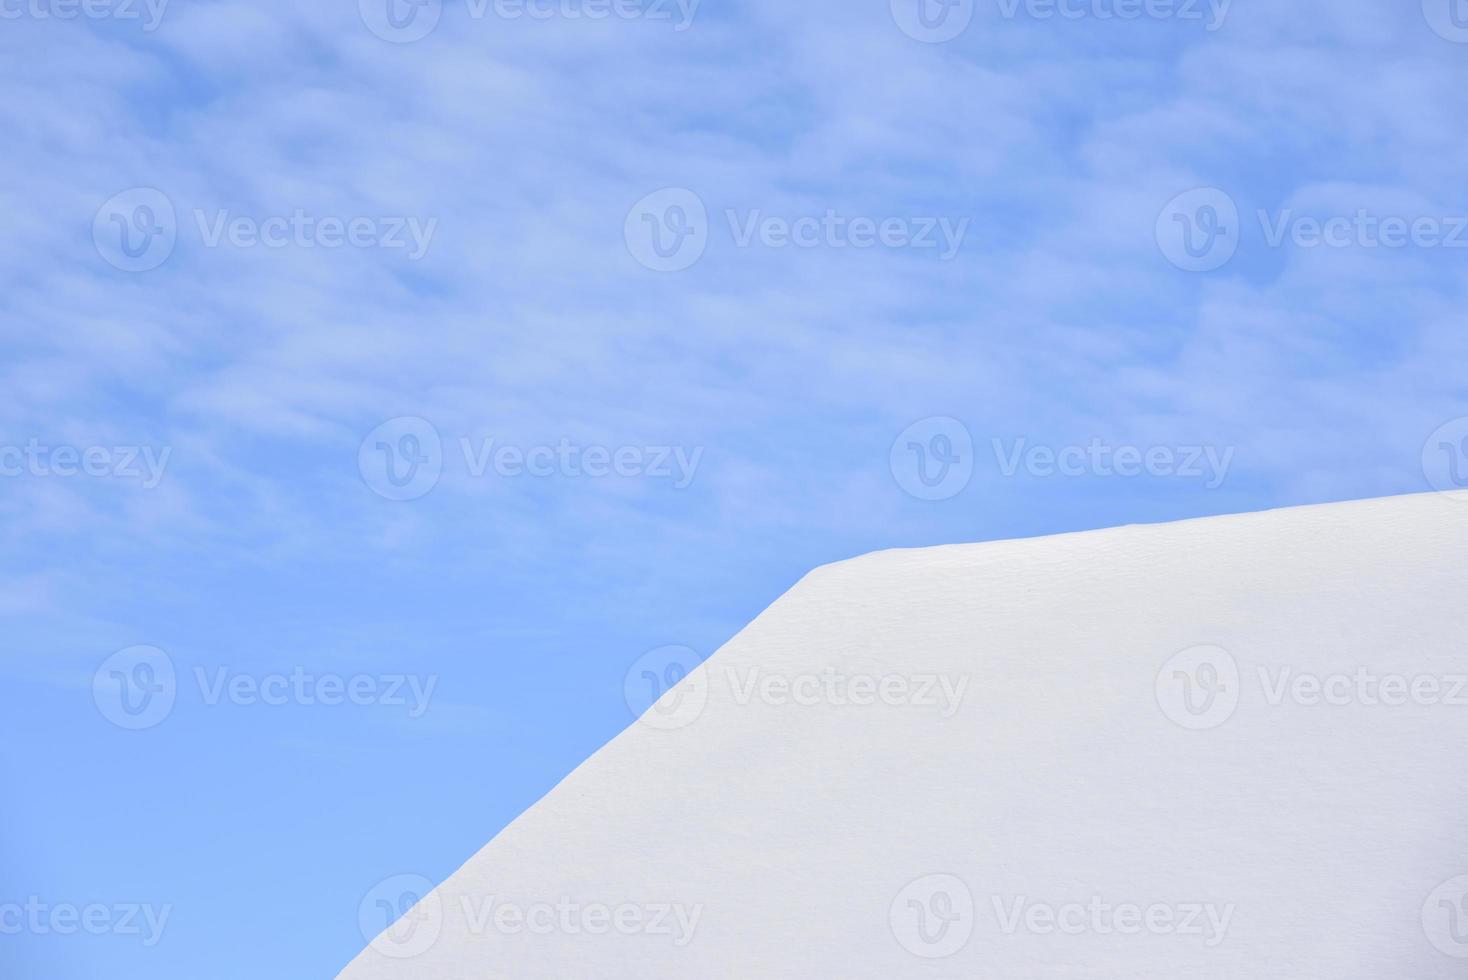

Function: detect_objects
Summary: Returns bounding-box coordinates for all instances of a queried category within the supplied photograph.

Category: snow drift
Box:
[340,491,1468,978]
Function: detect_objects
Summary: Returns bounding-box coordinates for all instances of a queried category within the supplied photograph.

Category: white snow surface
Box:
[340,491,1468,978]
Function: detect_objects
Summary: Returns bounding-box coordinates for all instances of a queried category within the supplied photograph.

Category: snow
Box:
[339,491,1468,978]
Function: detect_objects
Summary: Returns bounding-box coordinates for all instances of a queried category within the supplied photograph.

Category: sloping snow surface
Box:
[341,492,1468,978]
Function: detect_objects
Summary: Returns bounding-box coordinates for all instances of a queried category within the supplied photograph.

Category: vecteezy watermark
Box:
[990,895,1235,947]
[193,209,436,259]
[93,188,437,272]
[358,0,700,43]
[1156,187,1239,272]
[0,899,171,947]
[1422,416,1468,500]
[460,896,702,947]
[624,648,969,731]
[1423,875,1468,958]
[726,667,969,717]
[890,874,975,958]
[625,188,971,272]
[891,874,1233,956]
[93,188,177,273]
[992,437,1234,489]
[1157,645,1468,731]
[727,210,969,259]
[93,646,177,731]
[192,667,437,717]
[1257,210,1468,250]
[0,440,171,489]
[1160,187,1468,272]
[1422,0,1468,43]
[997,0,1230,29]
[891,0,1227,42]
[624,645,709,732]
[624,189,709,273]
[1156,645,1241,730]
[359,874,702,959]
[0,0,167,30]
[890,0,974,42]
[358,417,704,501]
[360,875,443,960]
[890,418,1234,500]
[359,417,443,502]
[1257,667,1468,709]
[890,417,974,502]
[460,437,700,486]
[92,646,438,730]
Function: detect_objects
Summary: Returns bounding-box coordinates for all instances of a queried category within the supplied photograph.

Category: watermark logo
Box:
[624,645,708,731]
[1423,0,1468,43]
[893,423,1232,496]
[627,190,970,271]
[726,209,968,259]
[625,188,708,272]
[1424,875,1468,958]
[1157,187,1238,272]
[360,874,443,959]
[1258,209,1468,250]
[1257,667,1468,709]
[93,645,177,731]
[991,895,1234,946]
[1422,417,1468,499]
[95,190,438,270]
[359,417,444,502]
[890,874,974,958]
[725,667,969,716]
[1162,190,1468,270]
[359,0,442,42]
[995,0,1230,30]
[361,0,698,40]
[890,0,974,42]
[93,650,437,730]
[0,440,171,488]
[192,667,437,717]
[460,437,701,486]
[0,899,171,946]
[358,419,704,500]
[891,417,974,501]
[487,0,700,27]
[460,895,702,946]
[1158,648,1468,728]
[1155,645,1239,730]
[0,0,168,30]
[992,437,1233,488]
[93,188,177,273]
[192,209,437,259]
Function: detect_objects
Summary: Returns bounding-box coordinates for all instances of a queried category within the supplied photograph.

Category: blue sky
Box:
[4,0,1468,976]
